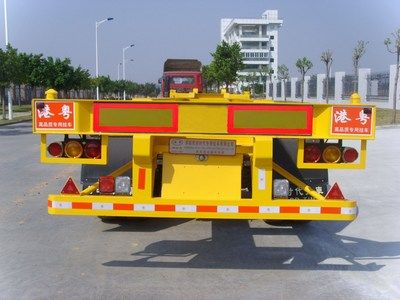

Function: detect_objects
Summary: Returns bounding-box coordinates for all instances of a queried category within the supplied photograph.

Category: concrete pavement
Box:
[0,122,399,299]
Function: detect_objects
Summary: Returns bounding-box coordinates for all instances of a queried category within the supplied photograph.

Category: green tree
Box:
[352,40,368,92]
[296,57,313,102]
[244,72,259,96]
[277,64,290,101]
[0,46,20,118]
[259,65,274,97]
[384,29,400,124]
[321,50,333,103]
[211,41,244,89]
[202,64,218,92]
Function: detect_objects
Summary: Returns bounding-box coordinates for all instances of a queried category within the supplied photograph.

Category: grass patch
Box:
[0,104,31,114]
[376,108,400,126]
[0,115,31,126]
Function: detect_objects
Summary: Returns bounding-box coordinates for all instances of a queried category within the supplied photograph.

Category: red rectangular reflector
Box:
[228,105,313,135]
[155,204,175,212]
[72,202,92,209]
[239,206,259,213]
[197,205,217,213]
[321,207,341,214]
[93,103,178,133]
[114,203,134,211]
[280,206,300,214]
[99,176,115,194]
[138,168,146,190]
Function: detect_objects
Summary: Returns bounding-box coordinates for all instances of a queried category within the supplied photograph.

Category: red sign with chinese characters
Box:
[35,101,75,130]
[331,106,372,135]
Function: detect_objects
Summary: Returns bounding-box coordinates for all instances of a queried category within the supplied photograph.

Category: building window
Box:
[261,42,267,47]
[270,47,274,51]
[241,25,259,37]
[270,58,274,62]
[270,35,275,40]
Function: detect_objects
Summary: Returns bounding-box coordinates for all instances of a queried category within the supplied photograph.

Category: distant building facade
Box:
[221,10,283,83]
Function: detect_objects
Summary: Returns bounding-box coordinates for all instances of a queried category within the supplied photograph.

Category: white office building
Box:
[221,10,283,83]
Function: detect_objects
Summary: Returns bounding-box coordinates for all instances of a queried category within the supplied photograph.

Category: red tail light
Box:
[342,147,358,163]
[99,176,115,194]
[304,144,322,162]
[47,142,63,157]
[84,140,101,158]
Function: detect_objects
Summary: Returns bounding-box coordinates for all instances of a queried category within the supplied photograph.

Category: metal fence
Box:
[308,76,317,98]
[342,75,356,100]
[276,82,282,98]
[268,83,273,97]
[285,81,291,99]
[296,81,302,98]
[322,77,335,99]
[366,72,389,102]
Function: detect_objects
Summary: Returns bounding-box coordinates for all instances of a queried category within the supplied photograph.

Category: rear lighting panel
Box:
[40,134,108,165]
[297,139,366,169]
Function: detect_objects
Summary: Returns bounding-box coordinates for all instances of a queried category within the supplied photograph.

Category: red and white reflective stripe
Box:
[217,205,239,213]
[49,200,357,215]
[259,206,280,214]
[341,207,358,215]
[258,169,266,190]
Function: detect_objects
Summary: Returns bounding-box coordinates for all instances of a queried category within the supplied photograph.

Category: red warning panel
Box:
[331,107,372,135]
[35,101,75,130]
[61,177,80,194]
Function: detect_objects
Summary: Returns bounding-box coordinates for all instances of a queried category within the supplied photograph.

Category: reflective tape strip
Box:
[52,201,72,209]
[217,206,239,213]
[134,204,155,211]
[258,169,266,190]
[176,205,196,213]
[341,207,358,215]
[92,202,113,210]
[48,200,357,216]
[300,206,321,214]
[259,206,280,214]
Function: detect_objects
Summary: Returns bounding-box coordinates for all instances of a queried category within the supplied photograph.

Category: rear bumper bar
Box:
[48,195,357,221]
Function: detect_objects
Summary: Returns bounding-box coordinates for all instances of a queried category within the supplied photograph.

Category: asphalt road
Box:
[0,122,399,299]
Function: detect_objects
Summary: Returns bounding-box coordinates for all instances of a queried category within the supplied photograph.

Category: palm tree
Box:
[321,50,333,103]
[296,57,313,102]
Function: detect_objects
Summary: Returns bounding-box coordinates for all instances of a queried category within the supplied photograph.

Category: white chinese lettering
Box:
[37,104,54,119]
[356,110,370,125]
[58,105,72,120]
[334,109,351,124]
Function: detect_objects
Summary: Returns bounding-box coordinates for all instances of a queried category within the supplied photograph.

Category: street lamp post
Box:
[3,0,12,120]
[117,63,122,99]
[95,17,113,100]
[122,44,134,100]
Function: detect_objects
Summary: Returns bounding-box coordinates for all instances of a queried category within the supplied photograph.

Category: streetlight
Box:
[3,0,12,120]
[95,17,113,100]
[117,59,133,99]
[122,44,134,100]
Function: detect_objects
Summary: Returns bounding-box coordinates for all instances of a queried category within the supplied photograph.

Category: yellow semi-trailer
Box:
[32,89,375,222]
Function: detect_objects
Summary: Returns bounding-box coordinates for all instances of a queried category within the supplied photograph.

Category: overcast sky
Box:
[1,0,399,83]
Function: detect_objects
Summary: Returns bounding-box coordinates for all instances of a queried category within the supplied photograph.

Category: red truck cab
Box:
[161,59,203,97]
